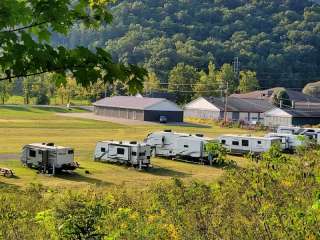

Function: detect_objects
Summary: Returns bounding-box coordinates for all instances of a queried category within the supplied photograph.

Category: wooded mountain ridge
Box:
[53,0,320,89]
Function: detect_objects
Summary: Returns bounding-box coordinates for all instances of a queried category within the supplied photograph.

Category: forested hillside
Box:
[54,0,320,89]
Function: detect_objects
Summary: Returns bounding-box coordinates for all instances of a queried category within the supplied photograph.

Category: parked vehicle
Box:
[21,143,78,174]
[277,126,320,144]
[145,130,215,164]
[159,116,167,123]
[265,132,305,152]
[94,141,151,169]
[218,135,282,155]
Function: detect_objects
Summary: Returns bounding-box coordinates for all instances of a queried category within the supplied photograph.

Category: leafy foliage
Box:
[303,80,320,97]
[1,146,320,239]
[205,141,229,166]
[0,0,146,93]
[54,0,320,88]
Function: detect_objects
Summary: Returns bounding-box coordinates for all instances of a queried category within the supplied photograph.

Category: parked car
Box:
[159,115,167,123]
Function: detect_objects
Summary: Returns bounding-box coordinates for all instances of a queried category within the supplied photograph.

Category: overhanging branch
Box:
[1,21,50,33]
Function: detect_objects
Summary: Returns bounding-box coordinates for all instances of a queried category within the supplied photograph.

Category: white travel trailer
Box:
[277,126,320,144]
[265,132,305,151]
[218,135,282,155]
[21,143,78,174]
[145,130,215,163]
[94,141,151,169]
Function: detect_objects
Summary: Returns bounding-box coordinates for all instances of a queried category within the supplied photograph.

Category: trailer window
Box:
[242,140,249,147]
[38,150,42,154]
[101,148,106,153]
[232,141,239,146]
[68,150,74,154]
[257,141,262,145]
[184,145,189,148]
[117,148,125,155]
[132,152,137,156]
[221,140,226,144]
[139,152,146,157]
[29,149,36,157]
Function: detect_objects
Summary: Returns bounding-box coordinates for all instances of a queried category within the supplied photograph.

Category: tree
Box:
[0,1,146,93]
[216,64,237,94]
[303,81,320,98]
[144,72,160,94]
[168,63,200,104]
[238,70,259,93]
[0,80,13,104]
[272,88,291,107]
[193,62,220,97]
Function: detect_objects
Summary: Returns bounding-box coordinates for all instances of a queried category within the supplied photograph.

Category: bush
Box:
[35,93,50,105]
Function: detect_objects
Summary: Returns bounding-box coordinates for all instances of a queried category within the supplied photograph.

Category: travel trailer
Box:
[265,132,305,152]
[277,126,320,144]
[145,130,215,164]
[21,143,78,174]
[94,141,151,169]
[218,135,282,155]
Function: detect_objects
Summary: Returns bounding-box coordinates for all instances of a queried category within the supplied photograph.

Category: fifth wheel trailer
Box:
[21,143,78,174]
[218,135,282,155]
[94,141,151,169]
[144,130,215,164]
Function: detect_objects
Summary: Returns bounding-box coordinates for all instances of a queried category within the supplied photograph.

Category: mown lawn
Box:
[0,106,254,189]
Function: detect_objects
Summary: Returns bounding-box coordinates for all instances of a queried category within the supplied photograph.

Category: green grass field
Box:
[0,106,254,189]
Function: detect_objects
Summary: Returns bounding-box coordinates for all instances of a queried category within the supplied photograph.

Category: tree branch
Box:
[1,21,50,34]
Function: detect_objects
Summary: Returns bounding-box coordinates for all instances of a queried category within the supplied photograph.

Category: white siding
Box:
[184,97,221,120]
[184,109,220,120]
[264,116,292,127]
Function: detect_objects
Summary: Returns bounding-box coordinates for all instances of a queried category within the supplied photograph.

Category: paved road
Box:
[0,154,19,161]
[56,112,210,128]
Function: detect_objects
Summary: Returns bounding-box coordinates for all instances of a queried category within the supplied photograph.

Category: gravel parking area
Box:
[0,154,19,161]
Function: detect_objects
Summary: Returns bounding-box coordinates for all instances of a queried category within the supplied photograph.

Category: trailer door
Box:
[109,144,130,161]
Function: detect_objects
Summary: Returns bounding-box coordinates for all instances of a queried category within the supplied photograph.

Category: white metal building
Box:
[184,97,274,123]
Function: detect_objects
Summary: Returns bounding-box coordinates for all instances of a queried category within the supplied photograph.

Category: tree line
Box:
[53,0,320,90]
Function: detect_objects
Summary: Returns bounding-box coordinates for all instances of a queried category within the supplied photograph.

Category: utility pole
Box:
[223,81,229,124]
[224,57,240,124]
[233,57,240,80]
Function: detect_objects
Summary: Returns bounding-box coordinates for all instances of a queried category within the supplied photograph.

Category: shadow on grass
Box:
[0,105,31,112]
[32,106,71,113]
[165,122,211,129]
[146,165,191,178]
[56,171,112,186]
[0,181,20,190]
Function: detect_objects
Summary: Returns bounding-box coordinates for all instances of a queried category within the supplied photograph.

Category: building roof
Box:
[93,96,182,111]
[231,88,320,103]
[204,97,274,113]
[265,107,320,118]
[144,91,178,103]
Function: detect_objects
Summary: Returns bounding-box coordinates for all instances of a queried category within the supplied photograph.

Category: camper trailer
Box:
[277,126,320,144]
[145,130,215,163]
[21,143,78,174]
[218,135,282,155]
[265,132,305,152]
[94,141,151,169]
